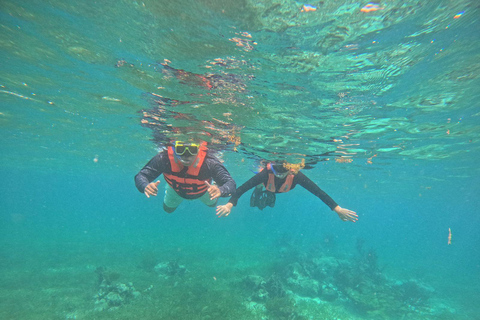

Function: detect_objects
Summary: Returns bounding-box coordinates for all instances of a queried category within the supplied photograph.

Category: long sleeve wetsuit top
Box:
[135,151,236,199]
[228,170,338,210]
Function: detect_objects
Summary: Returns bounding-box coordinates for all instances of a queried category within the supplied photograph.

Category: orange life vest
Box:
[163,142,211,198]
[264,163,294,193]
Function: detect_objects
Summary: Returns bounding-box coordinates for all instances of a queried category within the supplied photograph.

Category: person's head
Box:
[174,141,200,166]
[270,160,305,178]
[271,162,291,179]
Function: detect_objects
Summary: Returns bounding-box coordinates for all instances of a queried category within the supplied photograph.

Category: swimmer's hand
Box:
[216,203,233,218]
[205,181,221,200]
[144,181,160,198]
[334,206,358,222]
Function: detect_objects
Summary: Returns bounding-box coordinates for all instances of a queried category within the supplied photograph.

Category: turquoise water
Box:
[1,0,479,319]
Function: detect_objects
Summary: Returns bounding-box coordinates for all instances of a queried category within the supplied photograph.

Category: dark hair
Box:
[272,163,289,174]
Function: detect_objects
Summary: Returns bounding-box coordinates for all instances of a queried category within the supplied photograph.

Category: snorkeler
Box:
[135,141,236,213]
[215,161,358,222]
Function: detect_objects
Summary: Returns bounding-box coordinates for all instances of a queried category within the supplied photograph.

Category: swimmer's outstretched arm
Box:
[334,206,358,222]
[216,171,266,218]
[216,202,233,218]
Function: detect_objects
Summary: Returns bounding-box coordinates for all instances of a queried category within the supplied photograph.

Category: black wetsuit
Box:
[228,169,338,210]
[135,151,236,199]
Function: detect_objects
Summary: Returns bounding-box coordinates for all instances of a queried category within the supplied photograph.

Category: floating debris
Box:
[229,37,256,51]
[335,157,353,163]
[0,89,41,102]
[367,154,377,164]
[102,96,121,102]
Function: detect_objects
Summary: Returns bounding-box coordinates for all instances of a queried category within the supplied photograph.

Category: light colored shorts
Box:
[163,184,217,209]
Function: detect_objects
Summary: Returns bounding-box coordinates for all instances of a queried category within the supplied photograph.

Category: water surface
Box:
[1,0,479,319]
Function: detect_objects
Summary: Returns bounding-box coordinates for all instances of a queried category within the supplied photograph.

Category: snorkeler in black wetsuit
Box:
[216,162,358,222]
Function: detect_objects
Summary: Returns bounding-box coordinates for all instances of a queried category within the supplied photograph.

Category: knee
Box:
[163,203,177,213]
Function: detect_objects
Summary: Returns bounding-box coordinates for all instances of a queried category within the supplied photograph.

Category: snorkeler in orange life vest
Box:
[215,162,358,222]
[135,141,236,213]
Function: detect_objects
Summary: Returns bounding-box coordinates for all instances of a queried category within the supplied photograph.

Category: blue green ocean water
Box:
[1,0,479,319]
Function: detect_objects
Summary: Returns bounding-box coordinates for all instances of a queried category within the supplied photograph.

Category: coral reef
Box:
[93,267,141,311]
[394,279,435,306]
[153,260,187,279]
[138,252,160,272]
[242,273,286,302]
[265,296,300,320]
[242,274,303,319]
[95,266,120,285]
[94,281,141,311]
[239,239,440,319]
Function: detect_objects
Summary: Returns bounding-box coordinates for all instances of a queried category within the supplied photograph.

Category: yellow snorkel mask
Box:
[174,141,200,156]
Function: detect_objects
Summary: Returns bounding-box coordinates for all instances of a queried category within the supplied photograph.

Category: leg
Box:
[250,184,264,207]
[266,191,276,208]
[199,191,218,207]
[163,184,184,213]
[163,203,177,213]
[206,201,218,208]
